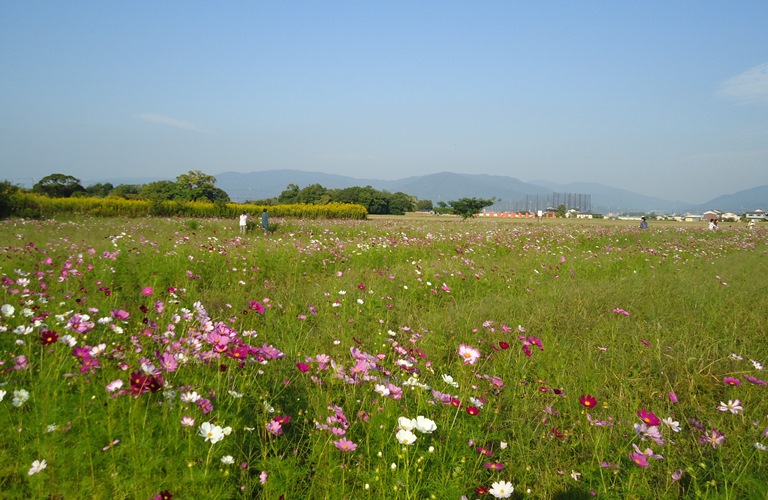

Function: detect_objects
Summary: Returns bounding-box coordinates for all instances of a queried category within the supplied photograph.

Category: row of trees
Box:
[30,171,230,203]
[262,184,419,215]
[6,171,497,219]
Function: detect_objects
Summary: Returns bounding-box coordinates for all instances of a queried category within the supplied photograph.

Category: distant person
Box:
[239,212,248,235]
[709,219,718,230]
[261,209,269,232]
[748,220,755,229]
[639,216,648,229]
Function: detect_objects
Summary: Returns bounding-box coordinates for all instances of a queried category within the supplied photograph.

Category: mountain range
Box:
[212,170,768,214]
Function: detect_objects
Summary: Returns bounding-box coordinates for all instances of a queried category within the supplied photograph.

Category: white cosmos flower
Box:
[12,389,30,407]
[28,459,47,475]
[221,455,235,465]
[199,422,225,444]
[717,399,743,414]
[662,417,681,432]
[374,384,390,397]
[442,374,459,388]
[395,429,418,445]
[489,480,514,498]
[751,359,764,371]
[414,416,437,433]
[397,417,415,431]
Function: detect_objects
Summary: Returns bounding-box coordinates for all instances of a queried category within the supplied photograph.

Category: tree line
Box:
[1,171,496,219]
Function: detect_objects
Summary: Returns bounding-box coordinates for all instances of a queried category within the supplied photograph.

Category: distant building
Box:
[702,210,722,222]
[745,209,766,221]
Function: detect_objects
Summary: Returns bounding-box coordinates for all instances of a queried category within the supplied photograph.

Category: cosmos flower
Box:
[395,429,418,445]
[637,409,661,426]
[700,428,725,449]
[334,438,358,452]
[28,459,47,475]
[199,422,225,444]
[717,399,743,414]
[457,344,481,365]
[579,394,597,408]
[489,480,514,498]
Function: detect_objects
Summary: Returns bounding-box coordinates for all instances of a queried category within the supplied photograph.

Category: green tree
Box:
[85,182,114,198]
[32,173,85,198]
[389,192,415,215]
[415,199,433,211]
[555,204,567,218]
[278,184,300,204]
[175,170,225,202]
[109,184,141,199]
[0,180,21,218]
[448,197,494,219]
[297,184,328,204]
[140,180,183,201]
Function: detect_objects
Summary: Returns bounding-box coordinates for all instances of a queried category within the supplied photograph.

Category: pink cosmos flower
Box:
[612,308,630,316]
[249,301,265,314]
[723,377,742,386]
[259,471,268,485]
[484,462,504,470]
[333,438,358,452]
[458,344,481,365]
[744,375,766,385]
[105,379,124,392]
[266,421,283,435]
[141,286,153,296]
[668,391,678,403]
[700,428,725,449]
[629,452,649,467]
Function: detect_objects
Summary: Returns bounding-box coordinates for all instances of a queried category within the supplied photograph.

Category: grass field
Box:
[1,216,767,499]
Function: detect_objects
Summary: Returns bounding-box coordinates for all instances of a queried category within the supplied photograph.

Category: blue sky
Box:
[1,1,767,203]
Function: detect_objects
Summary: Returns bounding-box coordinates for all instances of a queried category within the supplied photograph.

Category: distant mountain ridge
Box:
[214,170,691,213]
[77,169,766,214]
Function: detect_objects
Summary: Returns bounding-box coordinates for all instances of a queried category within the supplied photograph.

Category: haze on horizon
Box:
[1,1,767,205]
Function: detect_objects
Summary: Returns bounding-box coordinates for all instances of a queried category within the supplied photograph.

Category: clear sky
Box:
[1,1,767,203]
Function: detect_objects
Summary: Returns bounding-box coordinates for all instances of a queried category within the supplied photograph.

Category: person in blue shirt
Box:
[261,209,269,232]
[639,216,648,229]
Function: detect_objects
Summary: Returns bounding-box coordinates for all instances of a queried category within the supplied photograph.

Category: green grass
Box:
[0,216,767,499]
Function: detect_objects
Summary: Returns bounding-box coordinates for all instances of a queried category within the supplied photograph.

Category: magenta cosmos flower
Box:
[579,394,597,408]
[458,344,481,365]
[723,377,742,386]
[637,409,661,426]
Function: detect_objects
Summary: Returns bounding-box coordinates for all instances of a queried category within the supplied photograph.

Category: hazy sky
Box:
[2,1,767,203]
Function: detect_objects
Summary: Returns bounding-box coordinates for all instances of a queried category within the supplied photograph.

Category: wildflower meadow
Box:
[1,216,766,499]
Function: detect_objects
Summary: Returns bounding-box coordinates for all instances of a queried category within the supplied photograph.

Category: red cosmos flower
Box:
[296,362,310,372]
[450,397,462,408]
[498,341,510,350]
[40,329,59,345]
[551,427,564,439]
[579,394,597,408]
[637,409,661,426]
[273,415,292,425]
[466,406,480,416]
[475,486,490,495]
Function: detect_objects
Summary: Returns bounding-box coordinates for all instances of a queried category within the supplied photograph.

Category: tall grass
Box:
[0,217,766,498]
